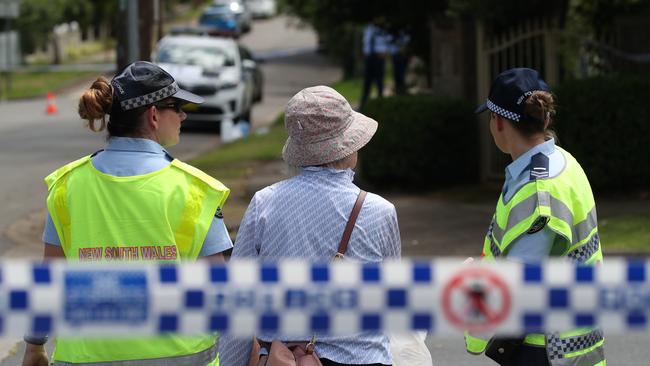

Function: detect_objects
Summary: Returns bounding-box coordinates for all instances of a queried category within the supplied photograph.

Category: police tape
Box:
[0,258,648,337]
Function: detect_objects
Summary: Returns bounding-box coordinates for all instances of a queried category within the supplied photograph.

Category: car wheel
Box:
[254,89,263,103]
[237,108,251,123]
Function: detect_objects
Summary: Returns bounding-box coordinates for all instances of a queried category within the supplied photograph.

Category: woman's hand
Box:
[22,343,49,366]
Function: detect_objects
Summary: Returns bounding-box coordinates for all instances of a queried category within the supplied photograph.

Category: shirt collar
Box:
[301,166,355,181]
[105,137,170,156]
[506,138,556,180]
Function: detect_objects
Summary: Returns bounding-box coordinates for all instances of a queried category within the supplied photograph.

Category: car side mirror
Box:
[242,59,256,70]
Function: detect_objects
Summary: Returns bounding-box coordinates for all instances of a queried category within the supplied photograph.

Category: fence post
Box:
[543,19,559,86]
[475,20,491,182]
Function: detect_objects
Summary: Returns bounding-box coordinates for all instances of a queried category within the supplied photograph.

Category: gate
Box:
[475,17,561,181]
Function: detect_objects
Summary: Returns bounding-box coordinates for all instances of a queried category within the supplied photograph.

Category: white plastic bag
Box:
[390,331,433,366]
[221,116,243,143]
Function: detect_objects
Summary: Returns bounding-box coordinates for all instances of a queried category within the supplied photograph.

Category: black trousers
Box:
[360,55,385,109]
[320,359,390,366]
[391,53,408,95]
[509,345,550,366]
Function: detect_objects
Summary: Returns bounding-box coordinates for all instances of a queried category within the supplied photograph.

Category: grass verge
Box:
[599,215,650,252]
[5,71,97,100]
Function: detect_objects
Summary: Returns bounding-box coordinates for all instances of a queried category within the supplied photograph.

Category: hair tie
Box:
[103,84,115,114]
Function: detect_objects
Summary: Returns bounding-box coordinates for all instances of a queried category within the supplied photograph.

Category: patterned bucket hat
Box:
[282,86,378,167]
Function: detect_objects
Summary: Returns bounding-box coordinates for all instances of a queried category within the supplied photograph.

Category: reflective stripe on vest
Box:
[491,194,598,247]
[52,343,218,366]
[547,329,605,366]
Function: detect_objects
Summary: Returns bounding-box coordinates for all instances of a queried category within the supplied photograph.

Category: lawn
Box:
[599,215,650,253]
[192,115,286,169]
[4,71,97,100]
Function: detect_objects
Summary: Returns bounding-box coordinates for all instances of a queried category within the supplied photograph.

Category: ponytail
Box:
[78,76,146,138]
[78,77,113,132]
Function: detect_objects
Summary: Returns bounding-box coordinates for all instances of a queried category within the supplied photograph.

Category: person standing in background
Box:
[360,18,390,110]
[389,28,410,96]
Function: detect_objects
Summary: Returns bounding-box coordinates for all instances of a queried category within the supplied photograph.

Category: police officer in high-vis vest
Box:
[22,61,231,366]
[466,68,605,366]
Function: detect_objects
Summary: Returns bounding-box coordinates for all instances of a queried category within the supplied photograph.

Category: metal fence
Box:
[475,17,560,180]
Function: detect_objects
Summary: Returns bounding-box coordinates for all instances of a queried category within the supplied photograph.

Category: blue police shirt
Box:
[43,137,233,256]
[502,138,566,263]
[362,24,391,55]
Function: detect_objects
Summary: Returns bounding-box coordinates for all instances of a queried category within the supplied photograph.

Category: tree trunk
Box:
[139,0,154,61]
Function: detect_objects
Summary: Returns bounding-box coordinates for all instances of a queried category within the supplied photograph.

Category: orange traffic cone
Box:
[45,92,58,115]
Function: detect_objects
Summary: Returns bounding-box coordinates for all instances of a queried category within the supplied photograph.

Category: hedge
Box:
[359,95,478,190]
[554,75,650,192]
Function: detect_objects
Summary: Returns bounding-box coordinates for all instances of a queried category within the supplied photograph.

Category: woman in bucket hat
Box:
[466,68,605,366]
[219,85,401,366]
[23,61,231,366]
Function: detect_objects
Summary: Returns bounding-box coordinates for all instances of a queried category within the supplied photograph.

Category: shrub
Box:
[554,75,650,192]
[359,95,478,190]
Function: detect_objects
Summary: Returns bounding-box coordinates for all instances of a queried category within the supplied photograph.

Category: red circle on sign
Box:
[442,267,511,332]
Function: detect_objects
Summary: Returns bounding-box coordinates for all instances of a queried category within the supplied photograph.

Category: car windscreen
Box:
[200,10,234,21]
[156,44,236,69]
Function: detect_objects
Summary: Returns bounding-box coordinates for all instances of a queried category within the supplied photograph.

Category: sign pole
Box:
[1,0,19,102]
[5,3,11,98]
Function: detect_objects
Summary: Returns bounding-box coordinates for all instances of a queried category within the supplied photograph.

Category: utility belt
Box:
[485,329,604,366]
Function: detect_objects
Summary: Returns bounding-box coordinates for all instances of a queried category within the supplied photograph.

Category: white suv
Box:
[153,35,256,130]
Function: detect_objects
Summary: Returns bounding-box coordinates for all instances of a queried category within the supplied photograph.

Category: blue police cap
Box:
[111,61,204,111]
[475,68,550,122]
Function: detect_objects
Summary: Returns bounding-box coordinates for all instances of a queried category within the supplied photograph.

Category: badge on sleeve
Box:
[527,216,549,234]
[215,207,224,219]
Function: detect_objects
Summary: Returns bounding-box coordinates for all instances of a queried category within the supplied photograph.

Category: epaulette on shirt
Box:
[44,155,92,191]
[529,152,550,180]
[526,152,551,234]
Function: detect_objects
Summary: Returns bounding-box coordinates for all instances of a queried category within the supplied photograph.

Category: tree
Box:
[16,0,65,55]
[16,0,118,59]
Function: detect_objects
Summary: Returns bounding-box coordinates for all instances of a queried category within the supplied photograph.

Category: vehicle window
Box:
[200,12,233,22]
[157,44,236,68]
[239,46,252,60]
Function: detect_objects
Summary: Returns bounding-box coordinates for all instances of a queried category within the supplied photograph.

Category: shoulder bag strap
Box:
[335,190,367,259]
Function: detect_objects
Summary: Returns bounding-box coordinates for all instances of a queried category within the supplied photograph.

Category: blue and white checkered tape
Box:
[0,259,647,337]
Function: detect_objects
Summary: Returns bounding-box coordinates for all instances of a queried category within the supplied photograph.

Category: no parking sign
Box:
[442,267,512,333]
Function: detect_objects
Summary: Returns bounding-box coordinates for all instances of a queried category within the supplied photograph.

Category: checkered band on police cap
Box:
[110,61,204,112]
[119,82,180,111]
[486,99,521,122]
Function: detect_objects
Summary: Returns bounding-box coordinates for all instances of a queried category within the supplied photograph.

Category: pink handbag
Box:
[247,191,367,366]
[249,339,323,366]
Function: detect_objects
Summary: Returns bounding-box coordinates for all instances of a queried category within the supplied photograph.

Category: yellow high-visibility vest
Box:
[466,147,605,366]
[45,156,229,365]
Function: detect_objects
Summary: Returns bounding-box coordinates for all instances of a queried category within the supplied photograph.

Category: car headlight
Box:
[219,82,239,90]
